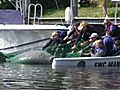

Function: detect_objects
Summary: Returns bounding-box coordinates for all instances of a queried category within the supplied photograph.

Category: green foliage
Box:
[43,8,65,17]
[78,7,104,17]
[31,0,70,9]
[108,7,120,17]
[42,6,120,18]
[0,1,14,9]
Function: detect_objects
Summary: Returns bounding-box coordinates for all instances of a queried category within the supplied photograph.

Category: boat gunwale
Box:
[53,55,120,61]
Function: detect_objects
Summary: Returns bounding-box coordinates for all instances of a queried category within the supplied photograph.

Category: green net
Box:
[66,44,91,57]
[0,52,8,62]
[66,52,80,57]
[44,43,72,58]
[44,38,93,58]
[54,44,72,57]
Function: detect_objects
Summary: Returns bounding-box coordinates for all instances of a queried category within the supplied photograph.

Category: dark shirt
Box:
[68,24,96,44]
[42,38,62,49]
[57,31,67,39]
[103,35,114,56]
[105,24,120,39]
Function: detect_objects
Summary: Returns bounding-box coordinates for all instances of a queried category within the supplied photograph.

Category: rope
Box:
[0,38,50,50]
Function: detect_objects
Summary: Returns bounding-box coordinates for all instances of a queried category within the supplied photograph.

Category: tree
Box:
[98,0,108,16]
[90,0,108,16]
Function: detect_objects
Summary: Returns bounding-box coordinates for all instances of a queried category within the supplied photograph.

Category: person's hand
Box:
[67,41,71,44]
[78,50,83,55]
[71,45,76,50]
[80,42,84,46]
[78,50,83,56]
[63,36,68,40]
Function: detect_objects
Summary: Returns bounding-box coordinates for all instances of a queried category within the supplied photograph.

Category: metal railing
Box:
[28,3,43,24]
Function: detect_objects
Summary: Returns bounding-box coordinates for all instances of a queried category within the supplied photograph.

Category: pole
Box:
[22,0,31,23]
[70,0,78,20]
[115,2,118,25]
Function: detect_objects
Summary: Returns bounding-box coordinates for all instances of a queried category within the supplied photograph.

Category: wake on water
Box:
[0,30,55,64]
[7,49,52,64]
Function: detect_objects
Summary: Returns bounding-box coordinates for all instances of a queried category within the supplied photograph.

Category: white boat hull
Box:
[0,24,68,54]
[52,56,120,69]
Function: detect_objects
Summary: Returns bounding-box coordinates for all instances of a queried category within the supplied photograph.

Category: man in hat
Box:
[80,39,106,57]
[78,33,99,56]
[64,21,97,50]
[104,17,115,32]
[80,33,99,46]
[104,16,120,40]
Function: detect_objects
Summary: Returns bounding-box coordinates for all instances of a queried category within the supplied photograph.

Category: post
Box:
[70,0,78,22]
[115,2,118,25]
[23,0,31,18]
[111,0,120,25]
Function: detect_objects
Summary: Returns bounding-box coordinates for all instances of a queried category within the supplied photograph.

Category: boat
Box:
[42,34,120,69]
[0,24,68,54]
[52,56,120,69]
[51,29,120,69]
[50,0,120,69]
[0,14,68,63]
[0,0,120,65]
[0,0,69,64]
[49,39,120,69]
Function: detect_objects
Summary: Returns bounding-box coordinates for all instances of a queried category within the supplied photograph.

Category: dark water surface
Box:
[0,63,120,90]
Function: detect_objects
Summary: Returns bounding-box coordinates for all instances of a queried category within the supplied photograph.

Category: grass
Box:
[43,6,120,18]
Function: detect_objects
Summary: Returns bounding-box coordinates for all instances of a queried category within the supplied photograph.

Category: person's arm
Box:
[74,30,84,45]
[94,50,106,57]
[71,31,84,50]
[63,27,75,41]
[80,40,90,46]
[42,39,53,49]
[68,27,75,37]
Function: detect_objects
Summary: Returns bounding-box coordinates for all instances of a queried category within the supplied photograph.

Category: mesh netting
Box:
[44,40,91,58]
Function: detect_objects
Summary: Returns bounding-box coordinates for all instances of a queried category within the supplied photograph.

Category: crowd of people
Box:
[42,16,120,57]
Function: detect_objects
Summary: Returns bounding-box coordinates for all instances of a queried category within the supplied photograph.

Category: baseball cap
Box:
[89,33,98,38]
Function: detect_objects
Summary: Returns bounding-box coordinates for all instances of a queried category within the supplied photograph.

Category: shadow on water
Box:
[0,63,120,90]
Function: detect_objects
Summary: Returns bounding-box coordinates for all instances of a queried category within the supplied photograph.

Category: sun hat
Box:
[89,33,98,38]
[77,21,88,30]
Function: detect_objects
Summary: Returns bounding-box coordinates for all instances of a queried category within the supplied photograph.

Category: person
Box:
[57,31,67,40]
[63,21,80,43]
[78,33,99,56]
[104,16,115,32]
[103,16,120,40]
[91,40,106,57]
[113,40,120,55]
[64,21,97,50]
[80,33,99,46]
[103,30,115,56]
[42,31,62,49]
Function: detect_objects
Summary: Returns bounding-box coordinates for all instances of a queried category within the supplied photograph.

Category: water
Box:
[0,63,120,90]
